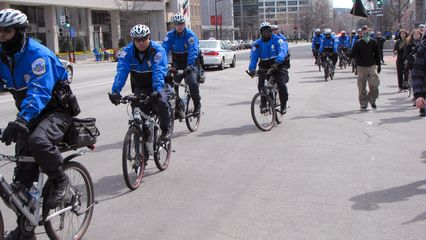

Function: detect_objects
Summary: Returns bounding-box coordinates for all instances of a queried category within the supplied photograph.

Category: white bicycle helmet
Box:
[341,30,346,34]
[172,13,186,24]
[315,29,321,33]
[271,24,278,30]
[0,9,28,28]
[323,28,332,35]
[259,22,272,31]
[130,24,150,38]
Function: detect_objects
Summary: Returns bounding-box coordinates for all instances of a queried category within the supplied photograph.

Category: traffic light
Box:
[65,15,70,28]
[58,27,63,37]
[377,0,383,6]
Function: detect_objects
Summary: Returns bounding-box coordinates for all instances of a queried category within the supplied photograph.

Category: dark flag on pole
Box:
[350,0,369,18]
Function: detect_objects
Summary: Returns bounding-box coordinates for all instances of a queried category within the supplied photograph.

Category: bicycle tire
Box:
[185,96,201,132]
[43,161,95,240]
[154,127,172,171]
[275,95,283,124]
[0,210,3,240]
[122,126,145,190]
[324,64,329,81]
[251,92,275,131]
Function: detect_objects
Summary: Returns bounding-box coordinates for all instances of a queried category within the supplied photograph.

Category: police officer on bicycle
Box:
[162,13,202,114]
[312,29,323,65]
[0,9,76,240]
[338,31,350,66]
[320,28,338,69]
[109,25,171,141]
[248,22,290,114]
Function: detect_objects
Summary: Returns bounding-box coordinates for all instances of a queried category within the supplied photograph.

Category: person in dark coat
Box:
[393,29,409,92]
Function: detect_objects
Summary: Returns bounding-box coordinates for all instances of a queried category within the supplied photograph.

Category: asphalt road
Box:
[1,43,426,240]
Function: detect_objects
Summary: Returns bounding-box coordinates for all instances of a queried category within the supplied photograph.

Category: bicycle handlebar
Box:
[120,94,151,104]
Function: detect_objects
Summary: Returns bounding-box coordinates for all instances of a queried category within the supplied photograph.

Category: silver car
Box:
[60,59,73,83]
[199,40,236,70]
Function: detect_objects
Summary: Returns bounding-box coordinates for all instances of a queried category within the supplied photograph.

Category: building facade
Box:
[201,0,235,40]
[165,0,203,38]
[0,0,167,53]
[413,0,426,27]
[233,0,259,40]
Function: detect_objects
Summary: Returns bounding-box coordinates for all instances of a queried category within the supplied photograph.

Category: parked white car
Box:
[199,40,236,70]
[60,59,73,83]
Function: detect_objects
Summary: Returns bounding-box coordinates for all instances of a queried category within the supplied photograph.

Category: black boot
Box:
[47,168,70,209]
[4,227,21,240]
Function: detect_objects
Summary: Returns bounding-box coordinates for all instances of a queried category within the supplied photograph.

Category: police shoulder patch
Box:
[278,39,284,45]
[154,52,162,63]
[188,37,195,45]
[251,46,256,52]
[164,36,169,42]
[31,58,46,76]
[119,50,127,58]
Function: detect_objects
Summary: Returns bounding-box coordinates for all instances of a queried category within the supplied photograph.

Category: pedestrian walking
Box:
[376,31,386,64]
[393,29,409,92]
[349,26,381,111]
[413,25,426,116]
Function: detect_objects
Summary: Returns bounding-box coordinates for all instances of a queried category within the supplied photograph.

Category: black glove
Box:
[1,117,29,146]
[184,66,192,76]
[108,92,121,105]
[377,65,381,74]
[248,70,256,78]
[150,91,160,99]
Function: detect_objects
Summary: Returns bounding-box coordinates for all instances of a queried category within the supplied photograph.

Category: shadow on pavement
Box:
[349,180,426,211]
[378,115,420,125]
[226,100,251,106]
[298,79,326,84]
[94,141,122,152]
[291,110,360,120]
[94,174,131,203]
[197,124,259,137]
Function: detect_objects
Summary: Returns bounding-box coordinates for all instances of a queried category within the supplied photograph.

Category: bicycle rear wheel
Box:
[43,161,95,240]
[185,96,201,132]
[251,92,275,131]
[122,126,145,190]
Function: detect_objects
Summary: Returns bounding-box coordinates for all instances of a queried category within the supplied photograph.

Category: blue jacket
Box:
[312,34,324,50]
[338,36,350,48]
[162,28,199,67]
[112,41,167,93]
[320,36,338,53]
[275,33,287,42]
[351,35,360,48]
[0,38,68,122]
[249,34,289,71]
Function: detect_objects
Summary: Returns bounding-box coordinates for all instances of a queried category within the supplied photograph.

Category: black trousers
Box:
[133,87,171,132]
[14,111,73,189]
[174,64,201,106]
[396,57,409,89]
[258,67,289,108]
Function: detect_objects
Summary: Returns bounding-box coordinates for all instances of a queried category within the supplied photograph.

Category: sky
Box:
[333,0,354,9]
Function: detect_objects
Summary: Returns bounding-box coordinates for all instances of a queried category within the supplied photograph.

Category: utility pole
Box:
[215,0,218,39]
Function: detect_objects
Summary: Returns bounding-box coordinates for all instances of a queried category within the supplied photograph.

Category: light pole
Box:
[214,0,222,39]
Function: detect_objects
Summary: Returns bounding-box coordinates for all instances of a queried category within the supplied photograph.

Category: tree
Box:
[384,0,411,29]
[115,0,148,41]
[299,0,332,41]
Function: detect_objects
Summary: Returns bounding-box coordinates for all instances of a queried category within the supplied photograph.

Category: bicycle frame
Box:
[170,69,197,119]
[0,149,90,228]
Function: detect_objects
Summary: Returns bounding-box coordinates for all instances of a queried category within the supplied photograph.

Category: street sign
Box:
[60,15,66,25]
[69,27,76,38]
[367,9,384,15]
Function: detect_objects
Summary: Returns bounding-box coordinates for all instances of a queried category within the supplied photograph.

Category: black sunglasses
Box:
[0,27,13,33]
[133,36,149,42]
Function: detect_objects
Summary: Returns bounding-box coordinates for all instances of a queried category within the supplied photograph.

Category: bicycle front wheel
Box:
[251,92,275,131]
[324,65,329,81]
[185,96,201,132]
[122,126,145,190]
[43,161,95,240]
[154,133,172,171]
[0,210,3,240]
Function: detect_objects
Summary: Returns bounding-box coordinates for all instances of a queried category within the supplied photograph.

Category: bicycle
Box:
[322,53,334,81]
[120,94,172,191]
[338,48,348,70]
[167,68,201,132]
[0,130,96,240]
[246,69,285,131]
[313,49,322,72]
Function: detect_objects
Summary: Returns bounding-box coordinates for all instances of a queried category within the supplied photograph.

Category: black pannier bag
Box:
[64,117,100,148]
